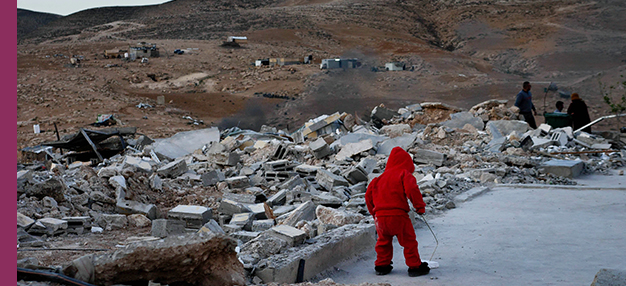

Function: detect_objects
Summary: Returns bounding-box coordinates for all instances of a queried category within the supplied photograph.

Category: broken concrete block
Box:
[267,190,287,207]
[198,219,225,235]
[413,149,446,167]
[247,203,268,219]
[486,120,530,137]
[377,133,417,156]
[17,212,35,229]
[316,205,364,227]
[349,181,368,195]
[405,103,423,112]
[168,205,212,229]
[335,139,374,161]
[271,144,288,160]
[26,178,65,202]
[590,269,626,286]
[269,225,307,246]
[219,199,250,215]
[591,143,612,149]
[309,138,331,159]
[233,231,261,243]
[541,159,584,178]
[17,170,32,193]
[264,171,298,182]
[65,232,245,286]
[487,137,506,153]
[316,169,349,191]
[357,158,377,174]
[380,124,412,138]
[122,156,153,173]
[151,219,185,238]
[225,176,250,189]
[63,216,92,234]
[223,152,240,166]
[151,127,220,160]
[538,123,552,135]
[98,214,128,231]
[28,218,68,236]
[549,131,569,146]
[97,166,118,178]
[371,105,397,122]
[532,137,556,149]
[279,175,306,190]
[222,224,244,234]
[311,193,344,208]
[281,201,317,227]
[442,112,485,130]
[342,166,368,185]
[201,170,225,187]
[230,213,254,231]
[116,199,157,219]
[253,219,275,232]
[264,160,291,171]
[108,175,127,190]
[128,214,152,228]
[157,159,188,178]
[295,164,320,177]
[149,173,162,190]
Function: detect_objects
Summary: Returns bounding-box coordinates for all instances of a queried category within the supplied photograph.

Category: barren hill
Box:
[17,8,62,40]
[17,0,626,153]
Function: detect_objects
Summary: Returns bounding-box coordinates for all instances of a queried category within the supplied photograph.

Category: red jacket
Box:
[365,147,426,217]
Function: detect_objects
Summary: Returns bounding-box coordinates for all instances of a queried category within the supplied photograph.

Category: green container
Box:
[544,112,571,128]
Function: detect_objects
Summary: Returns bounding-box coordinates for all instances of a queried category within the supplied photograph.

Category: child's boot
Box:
[375,265,393,275]
[408,262,430,277]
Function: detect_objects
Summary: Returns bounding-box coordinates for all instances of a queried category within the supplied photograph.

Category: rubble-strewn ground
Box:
[16,0,626,285]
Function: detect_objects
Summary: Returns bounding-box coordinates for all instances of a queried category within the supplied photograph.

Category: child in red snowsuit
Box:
[365,147,430,277]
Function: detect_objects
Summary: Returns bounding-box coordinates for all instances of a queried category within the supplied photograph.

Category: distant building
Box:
[227,36,248,44]
[385,62,405,71]
[129,43,159,59]
[320,58,361,69]
[270,58,301,66]
[104,49,126,58]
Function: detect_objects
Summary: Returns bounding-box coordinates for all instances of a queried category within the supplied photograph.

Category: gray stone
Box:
[42,196,58,208]
[335,139,374,161]
[63,216,91,234]
[225,176,250,189]
[264,160,291,171]
[442,112,485,130]
[590,269,626,286]
[223,193,257,204]
[405,103,423,112]
[26,178,65,202]
[116,199,157,219]
[281,201,317,227]
[98,214,128,230]
[336,133,388,147]
[222,224,244,234]
[541,160,584,178]
[315,205,364,227]
[219,199,250,215]
[531,137,556,149]
[151,219,185,238]
[247,203,268,219]
[349,182,368,195]
[486,120,530,137]
[371,105,397,121]
[198,219,225,234]
[380,124,412,138]
[487,137,507,153]
[128,214,152,228]
[316,169,349,191]
[168,205,213,229]
[252,219,275,232]
[149,173,162,190]
[201,170,225,186]
[223,152,240,166]
[377,133,417,156]
[28,218,68,236]
[342,166,368,185]
[357,158,377,174]
[17,170,32,193]
[279,176,306,190]
[413,149,446,167]
[17,212,35,229]
[311,193,344,207]
[122,156,153,173]
[157,159,188,178]
[230,213,254,231]
[269,225,307,246]
[151,127,220,160]
[309,138,331,159]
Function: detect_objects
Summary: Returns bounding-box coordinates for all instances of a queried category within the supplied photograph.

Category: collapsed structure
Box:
[17,99,626,285]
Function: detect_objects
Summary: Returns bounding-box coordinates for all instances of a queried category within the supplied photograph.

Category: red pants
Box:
[374,215,422,268]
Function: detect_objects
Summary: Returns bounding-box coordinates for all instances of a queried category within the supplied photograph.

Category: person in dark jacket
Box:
[514,81,538,129]
[365,147,430,277]
[567,93,592,133]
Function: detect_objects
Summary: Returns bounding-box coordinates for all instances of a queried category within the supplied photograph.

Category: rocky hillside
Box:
[17,8,62,40]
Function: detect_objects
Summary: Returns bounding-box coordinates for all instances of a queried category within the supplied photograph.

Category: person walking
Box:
[514,81,538,129]
[365,147,430,277]
[567,93,592,133]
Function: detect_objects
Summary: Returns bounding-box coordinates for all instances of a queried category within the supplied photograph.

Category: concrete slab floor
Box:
[323,171,626,285]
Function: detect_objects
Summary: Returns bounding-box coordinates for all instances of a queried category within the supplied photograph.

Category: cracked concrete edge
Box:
[454,186,491,203]
[495,184,626,191]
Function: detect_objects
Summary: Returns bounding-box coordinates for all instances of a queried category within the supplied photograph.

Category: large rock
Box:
[281,201,316,227]
[316,169,349,191]
[413,149,446,167]
[98,214,128,231]
[122,156,153,173]
[26,178,65,202]
[168,205,213,229]
[377,133,417,156]
[315,205,364,226]
[441,112,485,130]
[128,214,151,228]
[150,127,220,160]
[486,120,530,136]
[64,233,245,286]
[380,124,412,138]
[335,139,374,161]
[591,269,626,286]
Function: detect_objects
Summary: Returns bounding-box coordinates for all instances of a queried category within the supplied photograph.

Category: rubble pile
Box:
[16,100,626,284]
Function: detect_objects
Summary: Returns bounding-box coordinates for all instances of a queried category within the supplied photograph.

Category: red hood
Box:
[386,147,414,173]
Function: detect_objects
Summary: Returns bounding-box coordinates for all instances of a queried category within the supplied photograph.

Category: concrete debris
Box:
[16,99,626,283]
[63,233,245,286]
[590,269,626,286]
